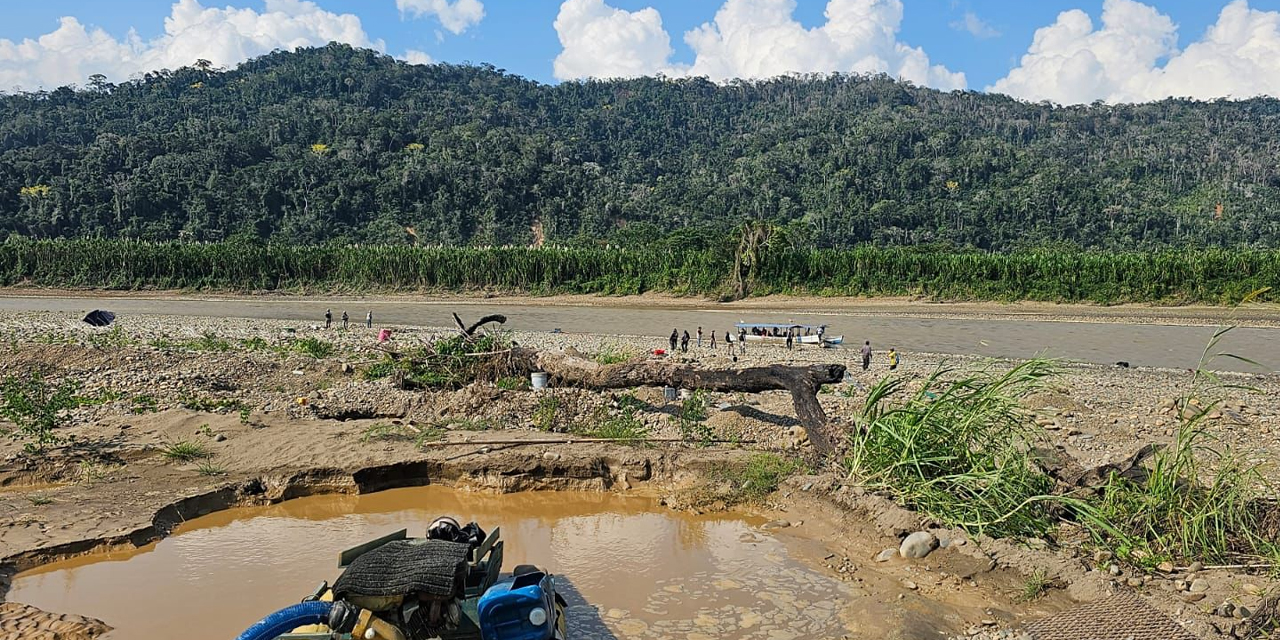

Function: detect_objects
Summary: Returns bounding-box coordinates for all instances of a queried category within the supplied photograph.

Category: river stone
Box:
[616,619,648,635]
[1242,583,1263,596]
[875,548,897,562]
[1190,578,1210,593]
[1181,592,1207,603]
[900,531,939,559]
[1156,561,1175,573]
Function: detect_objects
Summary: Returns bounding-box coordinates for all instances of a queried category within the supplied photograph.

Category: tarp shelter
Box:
[83,310,116,327]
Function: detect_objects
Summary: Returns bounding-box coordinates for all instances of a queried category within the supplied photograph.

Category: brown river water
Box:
[9,487,861,640]
[1,295,1277,372]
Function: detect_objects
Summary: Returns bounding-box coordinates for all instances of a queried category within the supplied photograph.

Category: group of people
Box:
[668,326,748,355]
[324,308,373,330]
[859,341,900,371]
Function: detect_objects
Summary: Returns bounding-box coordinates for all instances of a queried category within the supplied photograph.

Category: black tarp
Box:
[83,310,116,327]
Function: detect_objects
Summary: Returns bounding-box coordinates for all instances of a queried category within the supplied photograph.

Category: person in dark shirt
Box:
[669,329,679,352]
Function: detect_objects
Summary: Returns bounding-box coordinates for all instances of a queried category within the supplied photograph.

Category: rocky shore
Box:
[1,309,1277,640]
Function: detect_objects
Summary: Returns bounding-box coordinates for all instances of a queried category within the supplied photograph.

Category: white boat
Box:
[735,322,843,347]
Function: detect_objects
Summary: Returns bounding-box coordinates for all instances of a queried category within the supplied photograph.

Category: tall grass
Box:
[844,359,1059,538]
[2,238,1276,304]
[844,328,1278,565]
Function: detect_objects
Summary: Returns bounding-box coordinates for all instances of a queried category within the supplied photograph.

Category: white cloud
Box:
[0,0,383,91]
[403,49,433,65]
[552,0,965,90]
[553,0,683,80]
[396,0,485,35]
[950,11,1000,39]
[990,0,1280,104]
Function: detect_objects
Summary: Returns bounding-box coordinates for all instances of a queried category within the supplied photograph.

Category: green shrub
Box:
[1,373,79,453]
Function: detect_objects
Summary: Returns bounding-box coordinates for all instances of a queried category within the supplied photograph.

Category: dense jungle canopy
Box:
[2,43,1279,250]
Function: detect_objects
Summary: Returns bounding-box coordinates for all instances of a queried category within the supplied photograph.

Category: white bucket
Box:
[531,372,549,390]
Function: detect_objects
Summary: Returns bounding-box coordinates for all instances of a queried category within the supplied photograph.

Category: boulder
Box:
[900,531,939,559]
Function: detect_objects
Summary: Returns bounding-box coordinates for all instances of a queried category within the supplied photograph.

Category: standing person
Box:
[366,310,373,328]
[680,330,690,353]
[696,327,703,348]
[324,308,332,329]
[785,331,794,351]
[669,329,679,353]
[341,311,349,330]
[861,341,872,370]
[725,331,733,354]
[738,328,747,355]
[709,331,717,350]
[888,348,900,371]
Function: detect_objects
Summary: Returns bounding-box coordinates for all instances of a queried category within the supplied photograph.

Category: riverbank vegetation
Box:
[2,238,1276,304]
[845,356,1280,567]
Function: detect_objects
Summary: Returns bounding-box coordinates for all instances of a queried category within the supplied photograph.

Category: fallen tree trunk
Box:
[509,348,846,454]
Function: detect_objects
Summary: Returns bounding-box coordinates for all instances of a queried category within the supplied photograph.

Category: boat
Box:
[735,322,843,347]
[237,517,566,640]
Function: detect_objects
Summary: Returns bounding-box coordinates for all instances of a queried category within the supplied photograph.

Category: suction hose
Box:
[234,600,334,640]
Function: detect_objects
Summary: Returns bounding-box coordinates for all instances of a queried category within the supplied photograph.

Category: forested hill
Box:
[2,43,1280,250]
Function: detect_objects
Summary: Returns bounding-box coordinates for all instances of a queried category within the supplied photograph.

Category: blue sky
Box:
[3,1,1280,103]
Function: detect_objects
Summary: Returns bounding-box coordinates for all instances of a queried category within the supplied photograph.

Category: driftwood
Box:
[453,313,507,337]
[1033,443,1164,489]
[509,348,846,454]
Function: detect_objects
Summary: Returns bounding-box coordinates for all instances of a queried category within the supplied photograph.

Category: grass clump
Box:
[161,440,212,462]
[183,332,232,352]
[580,404,649,444]
[1018,569,1052,602]
[439,417,493,431]
[532,396,560,432]
[130,394,159,414]
[87,326,131,349]
[180,394,244,413]
[713,453,802,505]
[26,494,54,506]
[285,337,336,359]
[360,421,445,447]
[73,388,127,407]
[844,359,1058,538]
[1089,418,1275,566]
[360,422,407,443]
[196,461,227,477]
[593,343,636,365]
[495,376,527,391]
[239,336,269,351]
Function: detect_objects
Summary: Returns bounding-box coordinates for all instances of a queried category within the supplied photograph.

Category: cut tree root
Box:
[508,348,846,454]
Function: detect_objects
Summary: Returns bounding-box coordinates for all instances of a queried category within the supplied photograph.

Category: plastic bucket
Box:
[663,386,678,401]
[531,372,549,390]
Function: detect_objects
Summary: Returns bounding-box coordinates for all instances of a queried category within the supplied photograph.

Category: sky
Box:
[3,0,1280,104]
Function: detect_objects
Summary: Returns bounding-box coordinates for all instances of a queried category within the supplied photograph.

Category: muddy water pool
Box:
[10,486,858,639]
